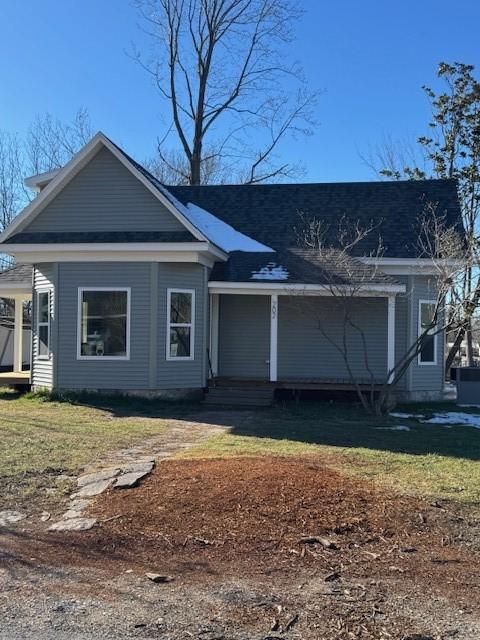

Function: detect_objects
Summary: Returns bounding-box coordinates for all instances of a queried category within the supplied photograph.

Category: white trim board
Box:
[76,287,131,361]
[208,282,406,296]
[0,132,208,244]
[359,257,463,275]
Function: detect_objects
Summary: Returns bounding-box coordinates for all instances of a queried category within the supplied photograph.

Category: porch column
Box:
[13,298,23,374]
[270,294,278,382]
[209,293,219,377]
[387,295,396,382]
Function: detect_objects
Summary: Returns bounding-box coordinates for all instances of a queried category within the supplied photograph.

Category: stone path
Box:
[47,416,231,532]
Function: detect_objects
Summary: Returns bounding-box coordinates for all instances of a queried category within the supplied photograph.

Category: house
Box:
[0,132,463,401]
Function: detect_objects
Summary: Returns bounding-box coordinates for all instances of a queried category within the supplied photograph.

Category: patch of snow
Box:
[377,425,411,432]
[389,412,425,420]
[420,412,480,428]
[251,263,289,281]
[151,182,274,253]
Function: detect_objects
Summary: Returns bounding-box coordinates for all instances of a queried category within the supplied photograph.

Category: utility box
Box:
[456,367,480,406]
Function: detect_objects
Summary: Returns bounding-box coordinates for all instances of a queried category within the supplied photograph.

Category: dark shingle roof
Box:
[211,248,396,285]
[169,179,463,258]
[0,263,32,284]
[4,231,197,244]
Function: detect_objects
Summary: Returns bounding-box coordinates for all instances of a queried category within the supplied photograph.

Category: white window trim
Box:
[418,299,438,366]
[36,288,51,361]
[166,288,195,361]
[77,287,131,361]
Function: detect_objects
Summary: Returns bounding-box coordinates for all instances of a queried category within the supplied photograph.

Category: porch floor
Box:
[0,370,31,387]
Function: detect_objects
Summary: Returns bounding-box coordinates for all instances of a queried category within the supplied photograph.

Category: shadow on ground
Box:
[36,390,480,462]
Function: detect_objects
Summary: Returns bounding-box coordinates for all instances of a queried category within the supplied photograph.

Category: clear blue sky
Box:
[1,0,479,182]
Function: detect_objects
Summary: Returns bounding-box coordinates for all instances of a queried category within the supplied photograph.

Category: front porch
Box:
[0,264,33,387]
[208,283,405,387]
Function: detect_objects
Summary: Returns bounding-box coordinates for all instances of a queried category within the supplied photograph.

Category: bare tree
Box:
[0,109,93,271]
[26,108,93,175]
[293,204,471,415]
[132,0,317,185]
[363,62,480,371]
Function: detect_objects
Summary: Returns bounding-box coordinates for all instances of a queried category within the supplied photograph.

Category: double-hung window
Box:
[78,288,130,360]
[167,289,195,360]
[418,300,437,365]
[37,290,51,359]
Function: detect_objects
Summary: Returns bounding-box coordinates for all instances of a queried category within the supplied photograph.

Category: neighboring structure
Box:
[0,133,464,400]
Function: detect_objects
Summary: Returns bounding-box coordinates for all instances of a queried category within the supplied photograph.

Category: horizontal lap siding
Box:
[56,262,151,390]
[26,147,185,233]
[157,263,206,389]
[277,297,388,381]
[218,295,270,379]
[32,265,56,388]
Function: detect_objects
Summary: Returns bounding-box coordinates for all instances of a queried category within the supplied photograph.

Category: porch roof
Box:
[210,248,397,286]
[0,264,32,298]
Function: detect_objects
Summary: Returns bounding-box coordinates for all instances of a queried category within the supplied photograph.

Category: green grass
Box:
[2,390,480,509]
[0,389,192,508]
[179,401,480,504]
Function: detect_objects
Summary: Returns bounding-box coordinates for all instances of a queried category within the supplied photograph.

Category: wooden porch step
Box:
[203,386,274,407]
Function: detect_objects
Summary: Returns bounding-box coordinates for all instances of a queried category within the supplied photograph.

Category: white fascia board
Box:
[3,242,226,266]
[359,257,463,275]
[3,247,219,265]
[5,242,212,253]
[0,132,208,243]
[24,168,61,192]
[208,282,406,296]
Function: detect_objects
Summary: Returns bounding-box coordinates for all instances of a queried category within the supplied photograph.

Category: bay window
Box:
[167,289,194,360]
[418,300,437,365]
[78,288,130,359]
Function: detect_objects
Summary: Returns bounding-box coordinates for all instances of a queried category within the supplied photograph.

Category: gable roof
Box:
[0,132,209,245]
[169,179,463,259]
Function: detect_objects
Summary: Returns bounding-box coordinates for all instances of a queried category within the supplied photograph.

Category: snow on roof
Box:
[251,262,289,281]
[146,177,273,253]
[183,202,274,253]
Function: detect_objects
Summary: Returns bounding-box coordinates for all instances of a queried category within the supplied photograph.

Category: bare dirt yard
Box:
[2,455,480,640]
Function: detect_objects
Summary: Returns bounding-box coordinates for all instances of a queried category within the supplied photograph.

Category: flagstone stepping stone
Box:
[69,498,91,511]
[49,518,97,532]
[121,460,154,474]
[72,478,116,498]
[114,470,151,489]
[77,468,120,487]
[0,510,27,526]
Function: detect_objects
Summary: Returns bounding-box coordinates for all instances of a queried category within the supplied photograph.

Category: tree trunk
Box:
[466,327,474,366]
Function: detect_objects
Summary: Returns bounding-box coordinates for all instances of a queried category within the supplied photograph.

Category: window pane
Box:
[80,291,128,357]
[420,334,435,363]
[420,303,435,330]
[170,292,192,324]
[38,292,49,324]
[39,324,49,357]
[169,326,191,358]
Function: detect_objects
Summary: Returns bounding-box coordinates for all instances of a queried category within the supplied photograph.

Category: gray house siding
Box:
[32,264,56,389]
[40,261,207,393]
[55,262,151,390]
[218,295,270,379]
[26,147,186,233]
[156,263,207,389]
[407,275,444,396]
[277,297,388,381]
